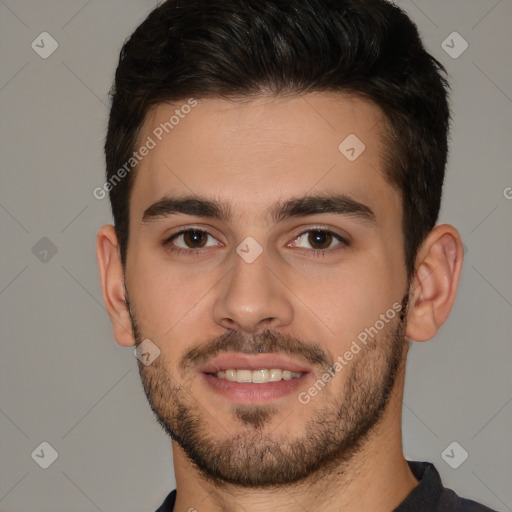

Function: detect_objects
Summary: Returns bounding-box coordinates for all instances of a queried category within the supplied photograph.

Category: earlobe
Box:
[405,224,464,342]
[96,225,135,347]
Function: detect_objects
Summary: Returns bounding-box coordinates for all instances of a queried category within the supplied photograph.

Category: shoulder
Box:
[438,487,500,512]
[396,461,499,512]
[155,489,177,512]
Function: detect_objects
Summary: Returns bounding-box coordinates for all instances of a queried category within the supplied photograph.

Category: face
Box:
[124,93,411,486]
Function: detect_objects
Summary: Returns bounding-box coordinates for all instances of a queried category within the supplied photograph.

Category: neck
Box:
[172,367,418,512]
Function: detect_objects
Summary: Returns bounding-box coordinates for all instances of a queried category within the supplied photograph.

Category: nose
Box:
[212,248,294,334]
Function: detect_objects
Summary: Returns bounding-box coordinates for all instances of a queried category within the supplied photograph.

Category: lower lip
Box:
[202,373,310,403]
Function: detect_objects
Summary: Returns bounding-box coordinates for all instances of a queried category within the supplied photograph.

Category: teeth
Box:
[225,369,237,381]
[269,369,282,382]
[214,369,303,383]
[236,369,252,383]
[252,369,269,383]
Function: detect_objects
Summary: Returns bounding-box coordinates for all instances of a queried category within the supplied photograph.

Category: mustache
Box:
[179,329,332,373]
[179,292,411,373]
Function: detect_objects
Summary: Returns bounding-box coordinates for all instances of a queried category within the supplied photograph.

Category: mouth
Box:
[212,368,303,383]
[198,353,312,403]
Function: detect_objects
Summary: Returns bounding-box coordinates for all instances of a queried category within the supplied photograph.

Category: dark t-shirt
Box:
[155,461,498,511]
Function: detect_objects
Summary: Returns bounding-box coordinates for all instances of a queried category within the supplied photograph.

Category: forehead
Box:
[130,92,398,226]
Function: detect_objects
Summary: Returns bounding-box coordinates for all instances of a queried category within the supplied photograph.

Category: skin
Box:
[97,92,464,512]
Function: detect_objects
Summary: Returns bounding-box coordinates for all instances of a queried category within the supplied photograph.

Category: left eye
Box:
[170,229,219,249]
[291,230,345,250]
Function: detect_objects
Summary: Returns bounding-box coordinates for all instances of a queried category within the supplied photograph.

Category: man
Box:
[96,1,497,510]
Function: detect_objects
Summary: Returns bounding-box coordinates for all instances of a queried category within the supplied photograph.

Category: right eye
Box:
[164,229,221,253]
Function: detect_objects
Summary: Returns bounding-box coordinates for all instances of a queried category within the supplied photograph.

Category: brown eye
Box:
[307,230,334,249]
[169,229,218,250]
[292,229,345,251]
[182,230,208,248]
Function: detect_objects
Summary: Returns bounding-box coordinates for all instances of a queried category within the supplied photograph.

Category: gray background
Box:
[1,1,511,511]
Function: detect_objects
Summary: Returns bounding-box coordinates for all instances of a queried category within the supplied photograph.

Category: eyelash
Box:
[163,228,220,257]
[163,227,349,257]
[290,228,349,257]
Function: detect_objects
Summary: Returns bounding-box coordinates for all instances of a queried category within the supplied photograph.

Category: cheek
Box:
[293,255,401,347]
[126,250,222,343]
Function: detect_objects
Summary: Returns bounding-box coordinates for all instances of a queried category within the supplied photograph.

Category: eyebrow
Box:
[142,193,376,225]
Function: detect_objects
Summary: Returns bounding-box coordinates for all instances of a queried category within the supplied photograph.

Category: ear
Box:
[406,224,464,342]
[96,225,135,347]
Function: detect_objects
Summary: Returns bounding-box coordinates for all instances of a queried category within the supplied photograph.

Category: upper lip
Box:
[198,353,312,374]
